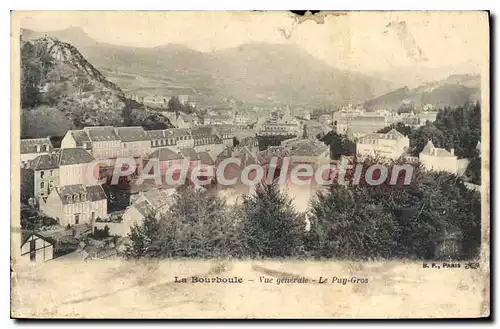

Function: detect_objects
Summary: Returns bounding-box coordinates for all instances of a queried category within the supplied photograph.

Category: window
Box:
[67,195,72,203]
[81,193,87,201]
[74,214,80,225]
[123,143,127,148]
[40,171,44,178]
[45,145,50,152]
[50,170,54,176]
[74,194,79,202]
[91,212,95,221]
[40,182,45,190]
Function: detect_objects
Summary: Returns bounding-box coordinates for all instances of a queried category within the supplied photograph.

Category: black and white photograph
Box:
[10,10,490,318]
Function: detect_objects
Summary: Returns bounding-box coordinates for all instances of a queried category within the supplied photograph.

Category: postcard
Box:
[11,10,490,319]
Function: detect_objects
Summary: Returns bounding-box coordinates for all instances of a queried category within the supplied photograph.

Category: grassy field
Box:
[11,258,488,318]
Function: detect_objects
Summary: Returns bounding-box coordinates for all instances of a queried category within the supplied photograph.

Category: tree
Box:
[124,214,162,259]
[123,186,242,259]
[308,157,481,260]
[465,152,481,185]
[409,121,447,156]
[321,132,355,159]
[240,183,306,258]
[377,122,413,136]
[167,96,182,112]
[166,185,239,258]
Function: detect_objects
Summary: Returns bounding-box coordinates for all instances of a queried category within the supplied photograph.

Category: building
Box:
[356,129,410,160]
[19,232,54,265]
[214,125,235,147]
[171,128,194,149]
[283,138,330,166]
[143,95,169,108]
[27,148,96,201]
[62,126,152,159]
[258,112,301,136]
[162,111,196,128]
[179,113,199,127]
[180,148,202,170]
[114,127,151,158]
[419,140,458,174]
[20,138,54,166]
[418,111,439,123]
[191,126,224,153]
[347,115,389,139]
[96,188,175,236]
[62,126,121,158]
[318,114,333,125]
[40,184,108,227]
[145,129,178,149]
[147,147,185,174]
[178,95,189,105]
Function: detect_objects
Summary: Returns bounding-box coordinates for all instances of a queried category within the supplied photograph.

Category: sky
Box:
[16,11,489,75]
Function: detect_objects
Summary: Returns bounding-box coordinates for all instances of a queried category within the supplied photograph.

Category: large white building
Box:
[356,129,410,160]
[26,148,96,202]
[258,112,301,136]
[40,184,108,227]
[419,140,458,174]
[61,126,152,159]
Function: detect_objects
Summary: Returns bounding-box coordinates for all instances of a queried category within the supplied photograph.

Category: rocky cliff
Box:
[21,37,171,137]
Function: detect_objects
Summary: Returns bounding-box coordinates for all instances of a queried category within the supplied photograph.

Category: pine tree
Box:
[124,214,162,259]
[241,183,306,258]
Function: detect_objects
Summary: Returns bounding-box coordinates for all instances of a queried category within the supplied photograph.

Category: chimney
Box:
[450,148,455,155]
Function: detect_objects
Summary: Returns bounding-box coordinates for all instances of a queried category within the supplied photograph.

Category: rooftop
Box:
[149,147,184,161]
[20,138,53,154]
[114,127,149,142]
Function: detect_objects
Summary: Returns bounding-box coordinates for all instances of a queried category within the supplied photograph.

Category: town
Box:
[19,99,482,264]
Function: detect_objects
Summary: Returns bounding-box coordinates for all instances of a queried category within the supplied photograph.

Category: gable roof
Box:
[57,148,95,166]
[21,231,55,247]
[69,130,91,147]
[191,126,217,138]
[56,184,88,204]
[114,127,149,142]
[54,184,107,204]
[287,139,329,157]
[198,151,215,165]
[29,153,59,170]
[145,129,168,139]
[133,200,156,217]
[359,129,407,143]
[420,140,455,157]
[85,185,107,202]
[20,138,53,154]
[83,126,120,142]
[168,128,192,138]
[179,148,200,161]
[149,147,184,161]
[142,188,175,210]
[28,148,95,170]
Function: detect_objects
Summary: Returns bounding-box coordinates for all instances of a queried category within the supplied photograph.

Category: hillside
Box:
[363,74,481,111]
[20,36,171,138]
[21,28,395,108]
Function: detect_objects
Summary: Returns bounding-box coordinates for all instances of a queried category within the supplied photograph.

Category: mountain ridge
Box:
[21,27,396,107]
[20,36,171,138]
[363,74,481,111]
